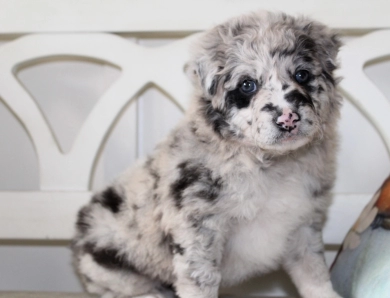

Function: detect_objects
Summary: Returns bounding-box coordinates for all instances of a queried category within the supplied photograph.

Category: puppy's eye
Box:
[240,80,257,93]
[295,70,310,84]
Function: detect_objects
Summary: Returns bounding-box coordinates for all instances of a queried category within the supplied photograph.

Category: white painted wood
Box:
[1,0,390,33]
[338,30,390,155]
[0,191,91,240]
[0,33,195,190]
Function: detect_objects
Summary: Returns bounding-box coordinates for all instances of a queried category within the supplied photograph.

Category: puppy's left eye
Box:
[240,80,257,93]
[295,70,310,84]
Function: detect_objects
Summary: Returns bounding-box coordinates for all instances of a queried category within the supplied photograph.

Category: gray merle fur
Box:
[72,11,343,298]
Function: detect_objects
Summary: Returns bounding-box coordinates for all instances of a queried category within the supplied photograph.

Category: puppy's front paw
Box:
[299,284,343,298]
[323,293,343,298]
[307,290,343,298]
[132,294,169,298]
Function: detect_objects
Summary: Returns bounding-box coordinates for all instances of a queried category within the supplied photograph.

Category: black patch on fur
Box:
[160,232,173,248]
[76,206,92,234]
[93,187,123,214]
[84,243,139,273]
[261,103,280,113]
[284,89,314,109]
[208,76,219,96]
[172,243,185,255]
[318,85,325,94]
[225,78,260,109]
[199,98,238,139]
[160,233,185,255]
[301,55,314,63]
[296,34,317,55]
[261,103,285,126]
[159,283,181,298]
[195,178,223,202]
[302,83,317,94]
[282,83,290,90]
[170,161,223,209]
[199,98,230,138]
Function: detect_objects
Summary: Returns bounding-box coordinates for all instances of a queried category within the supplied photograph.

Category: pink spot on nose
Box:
[276,108,300,132]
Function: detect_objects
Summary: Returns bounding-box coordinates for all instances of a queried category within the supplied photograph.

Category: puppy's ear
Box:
[183,60,219,96]
[187,27,228,98]
[183,62,198,86]
[302,21,342,73]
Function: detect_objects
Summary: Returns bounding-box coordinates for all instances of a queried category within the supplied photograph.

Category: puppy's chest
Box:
[219,164,313,281]
[219,160,310,219]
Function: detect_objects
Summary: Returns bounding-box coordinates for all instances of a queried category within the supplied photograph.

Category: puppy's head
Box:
[188,11,342,154]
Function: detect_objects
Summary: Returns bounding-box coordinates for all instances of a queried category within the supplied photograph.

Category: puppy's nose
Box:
[276,108,300,132]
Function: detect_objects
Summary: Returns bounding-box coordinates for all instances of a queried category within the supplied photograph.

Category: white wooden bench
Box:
[0,0,389,296]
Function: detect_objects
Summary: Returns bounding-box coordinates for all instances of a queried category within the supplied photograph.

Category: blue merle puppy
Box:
[72,11,343,298]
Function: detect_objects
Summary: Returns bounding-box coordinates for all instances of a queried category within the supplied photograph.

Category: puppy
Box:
[72,11,343,298]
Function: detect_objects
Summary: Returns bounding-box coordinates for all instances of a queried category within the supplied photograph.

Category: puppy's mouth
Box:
[276,129,302,142]
[270,123,314,148]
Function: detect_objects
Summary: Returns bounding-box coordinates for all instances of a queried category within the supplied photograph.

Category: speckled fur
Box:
[72,11,343,298]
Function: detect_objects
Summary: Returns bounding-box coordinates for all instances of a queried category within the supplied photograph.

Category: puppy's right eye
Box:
[295,70,311,84]
[240,80,257,93]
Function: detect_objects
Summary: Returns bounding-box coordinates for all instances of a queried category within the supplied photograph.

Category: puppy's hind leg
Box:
[76,250,172,298]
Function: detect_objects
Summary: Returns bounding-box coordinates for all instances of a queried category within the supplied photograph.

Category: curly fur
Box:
[72,11,343,298]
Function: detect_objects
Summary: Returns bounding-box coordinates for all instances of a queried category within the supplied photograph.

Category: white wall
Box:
[0,34,389,295]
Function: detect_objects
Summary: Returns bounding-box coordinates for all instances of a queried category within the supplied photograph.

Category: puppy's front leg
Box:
[172,225,224,298]
[283,226,342,298]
